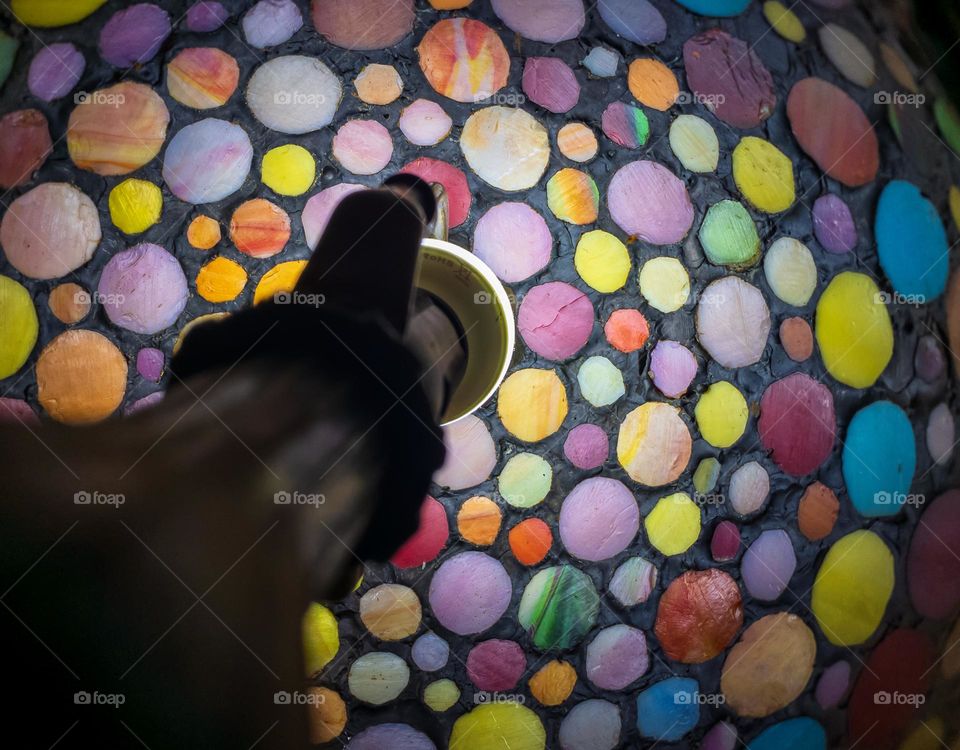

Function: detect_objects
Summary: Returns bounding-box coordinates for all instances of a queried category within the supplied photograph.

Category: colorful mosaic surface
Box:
[2,0,960,748]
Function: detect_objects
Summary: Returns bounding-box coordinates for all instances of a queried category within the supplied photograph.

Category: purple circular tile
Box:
[585,624,648,690]
[812,193,857,253]
[741,529,796,601]
[559,477,639,561]
[98,243,188,335]
[522,57,580,114]
[428,552,511,635]
[473,202,552,283]
[518,281,594,361]
[136,347,164,382]
[607,160,693,245]
[28,43,85,102]
[649,340,697,398]
[411,632,449,672]
[466,640,525,691]
[563,423,609,469]
[99,4,172,68]
[187,1,229,31]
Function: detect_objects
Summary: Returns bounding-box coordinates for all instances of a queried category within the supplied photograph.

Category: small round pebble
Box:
[797,482,839,541]
[608,160,693,244]
[601,101,649,148]
[585,625,648,690]
[398,99,452,146]
[428,552,511,635]
[99,4,171,67]
[711,521,741,561]
[28,43,84,101]
[355,64,403,105]
[498,452,551,508]
[246,56,341,134]
[98,243,188,334]
[780,317,814,361]
[473,203,551,283]
[522,57,580,113]
[563,424,609,469]
[559,699,620,750]
[242,0,302,48]
[0,109,52,190]
[411,633,449,672]
[557,123,598,162]
[669,115,719,172]
[812,193,857,253]
[604,309,649,352]
[815,661,851,709]
[348,652,409,705]
[332,120,393,175]
[559,477,638,561]
[467,640,525,691]
[729,461,770,516]
[649,341,697,398]
[187,1,229,31]
[741,529,796,601]
[609,557,657,606]
[136,348,164,382]
[163,119,252,204]
[434,414,496,490]
[518,282,593,361]
[577,356,625,407]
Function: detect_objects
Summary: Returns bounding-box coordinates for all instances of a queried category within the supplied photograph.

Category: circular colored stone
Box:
[816,661,851,709]
[518,282,593,361]
[655,569,743,663]
[582,46,620,77]
[508,519,552,566]
[699,200,760,268]
[876,180,949,302]
[759,373,836,476]
[816,272,893,388]
[750,718,826,750]
[348,652,409,705]
[729,461,770,516]
[2,183,100,280]
[721,612,816,717]
[301,184,365,249]
[398,99,452,146]
[797,482,839,541]
[607,160,694,245]
[312,0,414,50]
[649,341,697,398]
[36,330,127,425]
[473,203,551,283]
[48,283,90,324]
[498,452,551,508]
[669,115,719,173]
[529,660,576,707]
[557,123,598,162]
[786,78,879,187]
[402,161,472,230]
[521,58,579,117]
[467,640,525,691]
[780,317,814,362]
[418,19,509,103]
[683,29,776,129]
[135,348,164,382]
[847,629,934,750]
[577,356,624,407]
[694,457,721,496]
[559,477,638,562]
[617,403,692,486]
[348,724,435,749]
[711,521,741,562]
[518,566,599,651]
[927,403,954,466]
[604,309,649,353]
[187,1,229,31]
[332,120,393,175]
[196,257,247,303]
[645,493,701,556]
[843,401,916,517]
[563,423,608,469]
[695,381,748,448]
[733,137,795,213]
[246,56,341,134]
[12,0,106,27]
[391,496,449,569]
[450,704,545,750]
[109,178,162,235]
[585,625,647,691]
[261,145,314,197]
[99,4,171,67]
[547,169,599,225]
[597,0,665,44]
[609,557,657,606]
[497,368,568,442]
[461,107,549,192]
[434,415,496,490]
[428,552,511,635]
[457,496,501,546]
[28,43,84,102]
[0,277,38,380]
[763,1,806,42]
[188,216,221,250]
[423,679,459,712]
[764,237,817,306]
[491,0,585,42]
[359,584,421,640]
[741,530,797,601]
[0,109,52,190]
[242,0,302,48]
[98,243,188,334]
[575,231,629,293]
[813,193,857,254]
[68,82,169,176]
[229,199,290,258]
[167,48,239,110]
[163,118,252,204]
[907,491,960,619]
[412,633,449,672]
[354,63,403,106]
[819,23,876,87]
[307,687,346,744]
[636,678,699,742]
[628,59,678,111]
[697,276,770,368]
[601,101,649,149]
[812,530,894,645]
[915,335,946,383]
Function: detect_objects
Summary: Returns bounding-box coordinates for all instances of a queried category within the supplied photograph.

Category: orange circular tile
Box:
[509,518,552,566]
[628,58,679,111]
[196,256,248,303]
[187,215,222,250]
[457,496,502,546]
[229,199,291,258]
[604,309,649,353]
[48,283,90,324]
